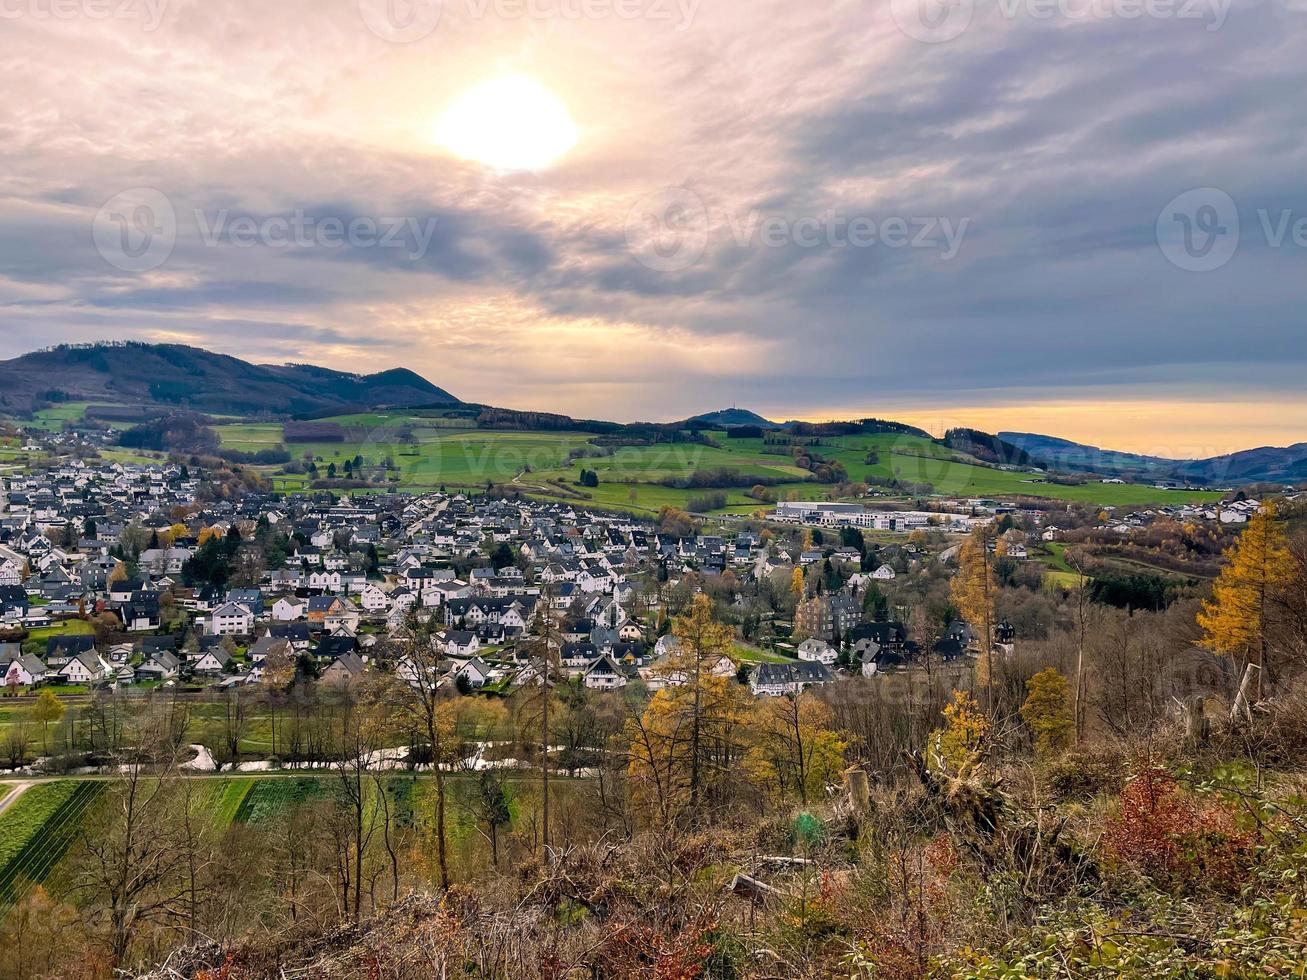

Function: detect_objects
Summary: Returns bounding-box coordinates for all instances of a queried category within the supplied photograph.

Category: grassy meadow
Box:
[206,416,1226,515]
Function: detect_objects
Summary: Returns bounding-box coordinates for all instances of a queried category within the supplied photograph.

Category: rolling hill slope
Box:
[0,343,459,417]
[1003,432,1307,484]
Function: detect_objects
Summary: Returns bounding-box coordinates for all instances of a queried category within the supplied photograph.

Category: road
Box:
[0,781,32,817]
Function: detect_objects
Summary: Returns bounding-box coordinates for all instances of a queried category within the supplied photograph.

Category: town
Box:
[1,451,1284,709]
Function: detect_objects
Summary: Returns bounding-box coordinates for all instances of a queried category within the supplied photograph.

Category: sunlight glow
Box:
[435,76,578,171]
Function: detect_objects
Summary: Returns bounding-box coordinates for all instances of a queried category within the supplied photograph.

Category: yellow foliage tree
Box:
[929,689,990,772]
[952,527,996,710]
[624,675,753,825]
[630,595,750,821]
[744,693,847,804]
[791,565,805,599]
[1020,667,1074,756]
[1198,504,1294,696]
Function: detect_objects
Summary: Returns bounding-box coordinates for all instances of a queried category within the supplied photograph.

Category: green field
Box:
[23,620,95,642]
[0,772,555,918]
[208,418,1227,515]
[0,781,106,910]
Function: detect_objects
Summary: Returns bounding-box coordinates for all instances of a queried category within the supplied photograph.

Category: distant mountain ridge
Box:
[683,408,780,428]
[1002,432,1307,485]
[0,343,459,417]
[1,343,1302,482]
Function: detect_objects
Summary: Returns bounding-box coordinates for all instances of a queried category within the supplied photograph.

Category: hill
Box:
[1002,432,1307,485]
[939,427,1038,468]
[683,407,779,428]
[0,343,459,417]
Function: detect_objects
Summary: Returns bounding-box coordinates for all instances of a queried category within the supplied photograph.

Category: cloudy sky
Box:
[1,0,1304,455]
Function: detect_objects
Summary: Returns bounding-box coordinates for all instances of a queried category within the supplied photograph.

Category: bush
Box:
[687,491,728,512]
[1040,745,1126,801]
[1103,764,1255,894]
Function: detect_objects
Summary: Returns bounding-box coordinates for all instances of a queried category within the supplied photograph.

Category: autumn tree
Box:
[1020,667,1074,756]
[390,614,460,889]
[662,594,735,810]
[1198,504,1294,697]
[744,693,847,804]
[32,688,64,756]
[952,527,997,711]
[627,597,751,824]
[928,690,989,772]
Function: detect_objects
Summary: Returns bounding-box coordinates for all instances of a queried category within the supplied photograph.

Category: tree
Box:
[1020,668,1074,756]
[929,690,989,772]
[522,600,565,860]
[952,527,997,712]
[628,596,751,823]
[466,770,512,868]
[77,719,188,966]
[745,693,847,804]
[32,689,64,756]
[791,565,805,600]
[1198,504,1294,697]
[391,617,459,890]
[667,594,734,810]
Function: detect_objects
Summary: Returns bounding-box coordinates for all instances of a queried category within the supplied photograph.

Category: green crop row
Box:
[0,783,81,869]
[0,782,105,909]
[235,777,329,825]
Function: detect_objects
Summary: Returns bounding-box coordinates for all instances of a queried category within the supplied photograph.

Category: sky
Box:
[1,0,1305,456]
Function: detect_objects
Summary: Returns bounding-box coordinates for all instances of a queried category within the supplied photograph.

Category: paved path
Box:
[0,780,33,817]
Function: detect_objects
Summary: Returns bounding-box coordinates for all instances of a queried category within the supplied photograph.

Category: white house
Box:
[359,583,390,612]
[456,657,491,689]
[871,564,896,581]
[4,654,48,687]
[0,558,24,586]
[193,649,233,675]
[210,602,254,636]
[59,651,109,685]
[272,597,306,621]
[583,653,628,690]
[797,638,838,665]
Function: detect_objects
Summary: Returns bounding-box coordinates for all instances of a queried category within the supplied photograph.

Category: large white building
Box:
[772,501,974,532]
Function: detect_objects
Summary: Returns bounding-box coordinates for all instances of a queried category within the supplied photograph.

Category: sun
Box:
[435,76,578,172]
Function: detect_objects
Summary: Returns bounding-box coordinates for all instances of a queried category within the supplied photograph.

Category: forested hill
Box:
[0,343,459,417]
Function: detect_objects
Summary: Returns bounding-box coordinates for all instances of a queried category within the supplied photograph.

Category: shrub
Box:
[1040,745,1126,801]
[1104,764,1254,894]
